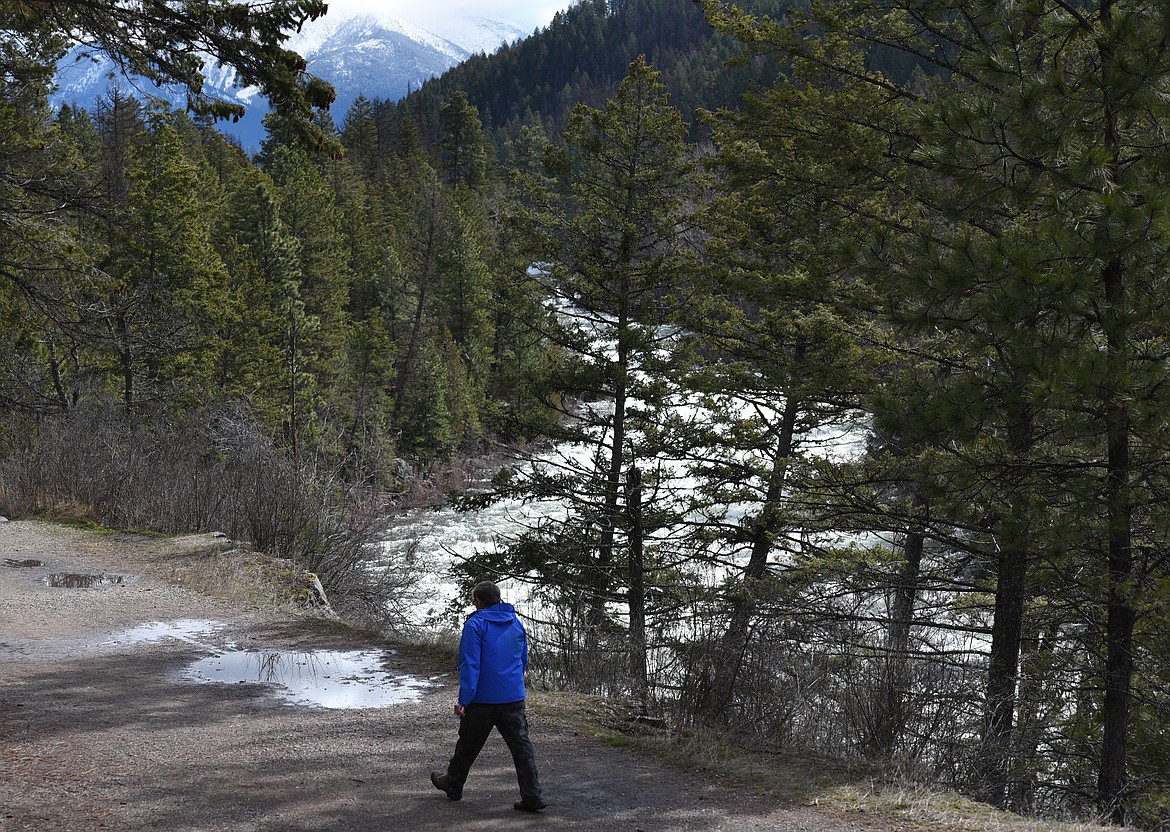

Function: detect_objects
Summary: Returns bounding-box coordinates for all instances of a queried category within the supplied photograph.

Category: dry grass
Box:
[150,532,337,615]
[819,783,1107,832]
[527,691,868,801]
[17,499,102,525]
[528,691,1109,832]
[387,627,461,662]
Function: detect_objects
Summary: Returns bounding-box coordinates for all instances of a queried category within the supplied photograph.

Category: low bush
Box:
[0,400,418,628]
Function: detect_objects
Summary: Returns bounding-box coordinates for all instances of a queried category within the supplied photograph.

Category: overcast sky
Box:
[320,0,574,34]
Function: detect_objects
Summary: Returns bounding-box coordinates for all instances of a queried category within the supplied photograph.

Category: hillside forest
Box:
[3,0,1170,827]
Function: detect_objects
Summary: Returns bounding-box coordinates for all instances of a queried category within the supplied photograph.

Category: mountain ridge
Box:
[50,7,528,149]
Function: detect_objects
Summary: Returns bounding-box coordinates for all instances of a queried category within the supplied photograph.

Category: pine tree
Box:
[383,158,455,460]
[678,59,885,722]
[0,51,97,413]
[494,57,705,700]
[233,176,309,445]
[341,95,379,179]
[439,90,489,191]
[702,0,1170,818]
[95,114,233,412]
[5,0,336,147]
[264,144,352,450]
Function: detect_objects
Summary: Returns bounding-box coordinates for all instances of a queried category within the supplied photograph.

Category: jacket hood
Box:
[476,602,518,623]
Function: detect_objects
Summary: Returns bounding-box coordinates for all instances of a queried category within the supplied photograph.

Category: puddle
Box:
[3,558,44,567]
[183,649,435,709]
[102,619,227,648]
[43,572,137,588]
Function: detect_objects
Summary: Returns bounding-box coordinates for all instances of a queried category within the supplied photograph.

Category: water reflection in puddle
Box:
[184,649,435,709]
[103,619,227,647]
[44,572,137,588]
[3,558,44,567]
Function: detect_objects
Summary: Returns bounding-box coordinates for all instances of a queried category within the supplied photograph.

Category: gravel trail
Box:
[0,520,872,831]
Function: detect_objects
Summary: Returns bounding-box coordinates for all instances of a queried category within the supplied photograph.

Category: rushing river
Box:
[378,399,871,631]
[378,295,878,628]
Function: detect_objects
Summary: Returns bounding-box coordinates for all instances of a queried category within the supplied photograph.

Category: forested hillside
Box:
[3,1,1170,829]
[0,0,557,617]
[403,0,782,146]
[401,0,927,150]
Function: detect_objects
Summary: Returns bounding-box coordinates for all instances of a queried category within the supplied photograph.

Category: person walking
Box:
[431,580,546,812]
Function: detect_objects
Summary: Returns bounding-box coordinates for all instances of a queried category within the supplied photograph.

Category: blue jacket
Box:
[457,602,528,707]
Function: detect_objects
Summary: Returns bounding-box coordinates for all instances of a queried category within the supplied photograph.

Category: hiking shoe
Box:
[513,800,547,812]
[430,771,460,801]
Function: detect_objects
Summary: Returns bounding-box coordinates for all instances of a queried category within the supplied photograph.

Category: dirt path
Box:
[0,520,871,832]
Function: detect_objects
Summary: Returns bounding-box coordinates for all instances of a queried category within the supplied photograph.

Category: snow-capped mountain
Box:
[51,6,528,149]
[286,8,526,109]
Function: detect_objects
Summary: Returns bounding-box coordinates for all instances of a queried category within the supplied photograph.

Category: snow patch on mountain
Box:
[50,6,527,149]
[287,8,525,64]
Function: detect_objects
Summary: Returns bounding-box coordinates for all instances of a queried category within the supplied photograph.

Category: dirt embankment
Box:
[0,520,874,832]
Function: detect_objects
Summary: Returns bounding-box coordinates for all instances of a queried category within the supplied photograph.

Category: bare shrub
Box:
[673,603,982,775]
[525,610,629,697]
[0,400,417,626]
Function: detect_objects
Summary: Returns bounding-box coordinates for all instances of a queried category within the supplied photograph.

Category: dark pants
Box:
[446,700,542,804]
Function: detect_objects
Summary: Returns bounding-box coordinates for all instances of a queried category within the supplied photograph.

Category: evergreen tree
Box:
[702,0,1170,819]
[264,144,352,450]
[677,57,885,724]
[382,143,458,460]
[490,58,705,700]
[0,50,96,413]
[438,90,489,191]
[5,0,336,145]
[232,175,309,443]
[341,95,379,179]
[96,114,233,412]
[336,171,396,462]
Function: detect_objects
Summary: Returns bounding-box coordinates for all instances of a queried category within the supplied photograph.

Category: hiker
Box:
[431,580,546,812]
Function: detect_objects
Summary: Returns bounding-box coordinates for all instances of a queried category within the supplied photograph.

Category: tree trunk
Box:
[1008,620,1059,813]
[868,493,926,758]
[286,300,299,457]
[978,393,1034,806]
[47,340,68,411]
[590,300,628,641]
[627,465,648,710]
[979,538,1029,806]
[704,383,801,721]
[117,315,133,416]
[1095,11,1135,814]
[1097,250,1134,826]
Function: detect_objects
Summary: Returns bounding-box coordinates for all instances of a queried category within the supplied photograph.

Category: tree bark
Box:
[980,538,1029,806]
[868,493,926,758]
[627,465,648,709]
[979,395,1034,807]
[1097,250,1134,826]
[591,293,628,637]
[704,382,801,722]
